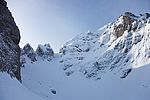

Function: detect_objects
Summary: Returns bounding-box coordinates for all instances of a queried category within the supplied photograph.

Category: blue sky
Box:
[6,0,150,52]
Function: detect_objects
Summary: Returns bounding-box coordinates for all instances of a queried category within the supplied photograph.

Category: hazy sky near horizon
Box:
[6,0,150,52]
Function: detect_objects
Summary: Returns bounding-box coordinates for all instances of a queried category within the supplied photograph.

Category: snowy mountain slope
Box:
[59,12,150,80]
[1,12,150,100]
[0,44,55,100]
[20,55,150,100]
[0,73,45,100]
[16,12,150,100]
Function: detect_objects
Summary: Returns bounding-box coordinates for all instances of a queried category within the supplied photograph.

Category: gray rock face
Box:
[21,43,37,62]
[21,43,54,65]
[0,0,21,81]
[114,12,135,38]
[36,44,54,60]
[113,12,150,38]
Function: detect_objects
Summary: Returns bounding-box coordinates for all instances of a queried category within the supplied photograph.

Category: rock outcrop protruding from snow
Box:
[21,43,54,65]
[0,0,21,81]
[113,12,136,38]
[36,44,54,60]
[21,43,37,63]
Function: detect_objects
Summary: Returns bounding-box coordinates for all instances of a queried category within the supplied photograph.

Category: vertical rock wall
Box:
[0,0,21,81]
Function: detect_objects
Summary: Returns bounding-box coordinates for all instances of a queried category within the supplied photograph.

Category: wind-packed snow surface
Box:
[1,12,150,100]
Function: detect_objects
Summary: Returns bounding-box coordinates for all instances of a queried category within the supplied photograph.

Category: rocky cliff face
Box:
[0,0,21,81]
